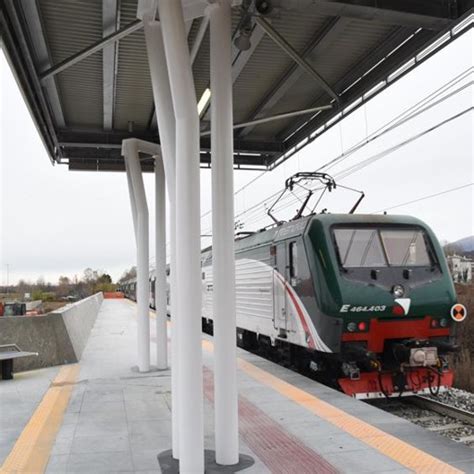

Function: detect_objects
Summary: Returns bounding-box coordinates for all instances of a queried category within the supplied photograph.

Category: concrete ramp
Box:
[0,293,103,372]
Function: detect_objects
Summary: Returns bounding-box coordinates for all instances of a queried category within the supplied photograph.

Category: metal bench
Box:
[0,344,38,380]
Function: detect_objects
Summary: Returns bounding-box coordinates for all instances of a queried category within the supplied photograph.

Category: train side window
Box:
[289,241,297,278]
[270,245,277,266]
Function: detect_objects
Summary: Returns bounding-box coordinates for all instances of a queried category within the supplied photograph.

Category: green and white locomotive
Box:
[124,173,465,399]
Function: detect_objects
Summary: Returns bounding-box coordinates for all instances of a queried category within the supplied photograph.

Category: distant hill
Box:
[444,236,474,258]
[451,236,474,253]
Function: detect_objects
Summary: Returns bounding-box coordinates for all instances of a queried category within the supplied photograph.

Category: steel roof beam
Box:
[1,1,60,162]
[239,16,348,137]
[255,17,339,103]
[67,158,268,171]
[190,15,209,63]
[60,143,276,163]
[276,25,414,143]
[65,152,269,169]
[278,0,453,30]
[56,129,283,154]
[57,128,157,145]
[200,104,333,136]
[39,19,143,82]
[280,28,439,157]
[19,0,65,127]
[102,0,119,131]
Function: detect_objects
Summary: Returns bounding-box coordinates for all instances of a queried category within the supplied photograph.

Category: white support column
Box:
[209,0,239,465]
[155,156,168,370]
[143,18,179,459]
[125,157,138,243]
[123,140,150,373]
[158,0,204,472]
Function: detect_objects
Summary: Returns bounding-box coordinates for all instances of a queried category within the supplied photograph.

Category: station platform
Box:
[0,299,472,473]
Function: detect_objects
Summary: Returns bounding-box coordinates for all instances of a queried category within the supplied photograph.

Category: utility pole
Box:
[5,264,10,295]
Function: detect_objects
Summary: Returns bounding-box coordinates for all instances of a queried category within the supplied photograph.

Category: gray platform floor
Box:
[0,365,60,463]
[0,299,472,473]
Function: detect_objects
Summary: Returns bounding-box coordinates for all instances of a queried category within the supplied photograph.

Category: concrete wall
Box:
[0,293,103,372]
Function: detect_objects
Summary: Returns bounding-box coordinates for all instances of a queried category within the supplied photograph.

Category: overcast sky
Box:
[1,30,473,285]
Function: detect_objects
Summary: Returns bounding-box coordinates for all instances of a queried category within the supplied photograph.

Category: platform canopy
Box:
[1,0,472,171]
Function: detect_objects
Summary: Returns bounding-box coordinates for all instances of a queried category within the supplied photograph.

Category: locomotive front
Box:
[305,214,464,399]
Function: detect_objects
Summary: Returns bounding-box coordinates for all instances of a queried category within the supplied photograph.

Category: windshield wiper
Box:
[342,229,357,267]
[360,230,377,267]
[401,231,418,266]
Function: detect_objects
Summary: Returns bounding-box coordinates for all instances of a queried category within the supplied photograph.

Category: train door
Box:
[273,240,298,336]
[272,242,289,334]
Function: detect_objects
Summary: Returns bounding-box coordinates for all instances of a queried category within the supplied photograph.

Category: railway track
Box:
[370,395,474,447]
[168,299,474,447]
[232,324,474,447]
[408,395,474,426]
[237,330,474,447]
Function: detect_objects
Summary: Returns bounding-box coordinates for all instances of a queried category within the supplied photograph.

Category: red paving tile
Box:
[203,368,338,474]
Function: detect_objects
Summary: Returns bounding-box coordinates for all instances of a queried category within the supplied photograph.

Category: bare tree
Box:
[36,276,46,291]
[57,276,71,297]
[17,279,31,296]
[119,266,137,283]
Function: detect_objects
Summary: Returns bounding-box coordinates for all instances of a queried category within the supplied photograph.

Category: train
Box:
[121,174,465,399]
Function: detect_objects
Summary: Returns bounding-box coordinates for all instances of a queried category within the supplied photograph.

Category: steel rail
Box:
[408,396,474,426]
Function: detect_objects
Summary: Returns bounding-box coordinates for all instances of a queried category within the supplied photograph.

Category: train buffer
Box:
[0,344,38,380]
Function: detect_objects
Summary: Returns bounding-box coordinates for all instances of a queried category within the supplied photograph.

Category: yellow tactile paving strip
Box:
[0,364,80,474]
[124,301,464,472]
[202,339,463,474]
[124,298,156,320]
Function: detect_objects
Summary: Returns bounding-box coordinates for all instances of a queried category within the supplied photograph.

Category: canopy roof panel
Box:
[1,0,472,171]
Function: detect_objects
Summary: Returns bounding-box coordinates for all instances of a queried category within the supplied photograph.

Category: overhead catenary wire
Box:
[266,111,474,221]
[320,76,473,173]
[371,183,473,214]
[223,104,473,230]
[200,68,472,224]
[249,105,472,223]
[333,106,473,181]
[200,70,473,235]
[200,170,267,220]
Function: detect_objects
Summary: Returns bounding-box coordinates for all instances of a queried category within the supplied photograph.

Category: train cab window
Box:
[334,229,386,268]
[380,230,431,266]
[289,241,298,278]
[334,227,434,269]
[270,245,277,266]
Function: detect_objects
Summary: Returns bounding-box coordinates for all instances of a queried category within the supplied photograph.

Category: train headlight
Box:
[440,318,448,328]
[392,284,405,298]
[347,322,357,332]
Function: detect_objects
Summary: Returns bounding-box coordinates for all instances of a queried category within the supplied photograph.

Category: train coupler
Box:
[342,362,360,380]
[338,367,454,400]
